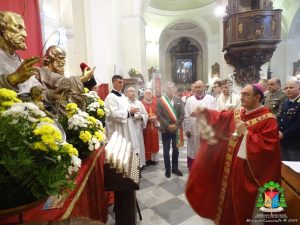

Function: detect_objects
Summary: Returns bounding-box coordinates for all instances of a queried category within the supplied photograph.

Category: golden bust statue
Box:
[43,46,66,76]
[0,11,39,88]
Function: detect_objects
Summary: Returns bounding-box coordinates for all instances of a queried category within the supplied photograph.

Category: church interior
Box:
[1,0,300,225]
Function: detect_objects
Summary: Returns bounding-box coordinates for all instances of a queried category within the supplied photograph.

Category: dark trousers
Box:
[161,132,179,172]
[281,148,300,161]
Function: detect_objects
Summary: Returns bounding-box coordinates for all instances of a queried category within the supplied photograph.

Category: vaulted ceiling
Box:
[148,0,215,11]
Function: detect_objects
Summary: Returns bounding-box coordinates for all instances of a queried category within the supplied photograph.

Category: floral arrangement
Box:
[0,88,81,209]
[0,88,21,111]
[60,103,106,158]
[83,90,105,126]
[128,68,141,77]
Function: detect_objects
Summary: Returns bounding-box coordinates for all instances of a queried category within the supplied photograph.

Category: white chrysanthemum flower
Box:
[88,144,94,151]
[84,91,99,100]
[95,141,100,149]
[87,102,100,112]
[68,166,74,175]
[2,102,46,121]
[77,110,89,118]
[68,114,88,130]
[71,155,82,171]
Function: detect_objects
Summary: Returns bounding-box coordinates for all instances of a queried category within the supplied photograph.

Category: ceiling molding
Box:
[145,2,217,17]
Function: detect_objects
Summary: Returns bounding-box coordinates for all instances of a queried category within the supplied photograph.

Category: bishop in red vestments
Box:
[186,84,281,225]
[142,89,159,165]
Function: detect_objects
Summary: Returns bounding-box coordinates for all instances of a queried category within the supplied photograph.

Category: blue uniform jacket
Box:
[278,96,300,150]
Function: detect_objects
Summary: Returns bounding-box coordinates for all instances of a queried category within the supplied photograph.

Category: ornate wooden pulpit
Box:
[223,0,282,86]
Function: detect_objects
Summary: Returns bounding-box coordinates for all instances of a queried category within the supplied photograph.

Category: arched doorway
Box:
[159,21,207,87]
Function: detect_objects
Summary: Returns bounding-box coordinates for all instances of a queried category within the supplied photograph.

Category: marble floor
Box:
[106,138,215,225]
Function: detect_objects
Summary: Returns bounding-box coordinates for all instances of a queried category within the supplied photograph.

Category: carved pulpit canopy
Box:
[223,0,282,86]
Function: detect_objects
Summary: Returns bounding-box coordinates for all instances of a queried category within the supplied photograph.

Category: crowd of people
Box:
[2,10,300,225]
[104,74,300,225]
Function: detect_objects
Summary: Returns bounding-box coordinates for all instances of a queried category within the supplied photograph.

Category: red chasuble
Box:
[142,98,159,160]
[186,107,281,225]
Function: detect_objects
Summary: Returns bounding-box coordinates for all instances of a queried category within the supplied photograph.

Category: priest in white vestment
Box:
[184,80,216,170]
[216,79,241,110]
[126,86,148,167]
[104,75,139,155]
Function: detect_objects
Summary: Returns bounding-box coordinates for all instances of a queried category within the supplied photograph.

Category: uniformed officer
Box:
[264,78,287,117]
[278,80,300,161]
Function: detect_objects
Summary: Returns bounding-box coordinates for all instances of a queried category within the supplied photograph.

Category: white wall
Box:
[83,0,123,84]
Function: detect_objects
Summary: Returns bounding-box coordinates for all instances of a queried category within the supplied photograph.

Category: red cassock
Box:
[186,107,281,225]
[142,98,159,161]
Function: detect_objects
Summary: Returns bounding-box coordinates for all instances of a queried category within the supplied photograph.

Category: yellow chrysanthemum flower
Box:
[33,142,47,151]
[65,103,78,117]
[83,87,89,93]
[87,116,97,124]
[33,124,62,151]
[63,143,79,156]
[49,143,59,151]
[98,99,104,107]
[79,130,92,143]
[0,88,21,111]
[96,108,104,118]
[0,88,19,100]
[94,131,104,142]
[39,117,54,123]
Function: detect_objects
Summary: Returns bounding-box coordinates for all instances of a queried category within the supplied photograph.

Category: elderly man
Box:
[278,80,300,161]
[104,75,139,154]
[126,86,148,167]
[264,78,287,117]
[183,80,215,170]
[186,83,281,225]
[157,81,184,178]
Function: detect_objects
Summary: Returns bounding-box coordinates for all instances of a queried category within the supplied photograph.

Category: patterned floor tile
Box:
[140,177,156,189]
[152,198,196,225]
[136,186,175,208]
[176,193,189,205]
[177,215,215,225]
[158,177,186,196]
[137,208,169,225]
[141,170,168,185]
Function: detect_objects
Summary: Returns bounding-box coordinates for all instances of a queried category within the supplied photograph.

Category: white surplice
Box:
[183,94,216,159]
[104,92,139,155]
[216,92,241,110]
[127,98,148,167]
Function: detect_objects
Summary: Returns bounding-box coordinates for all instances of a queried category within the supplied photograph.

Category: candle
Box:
[115,138,126,170]
[110,135,123,167]
[123,142,132,175]
[105,131,119,161]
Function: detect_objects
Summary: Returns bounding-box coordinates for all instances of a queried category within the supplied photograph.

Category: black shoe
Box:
[172,169,183,176]
[146,161,151,166]
[149,160,157,165]
[165,171,171,178]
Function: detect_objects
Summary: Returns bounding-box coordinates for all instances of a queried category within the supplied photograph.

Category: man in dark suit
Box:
[157,82,184,178]
[278,80,300,161]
